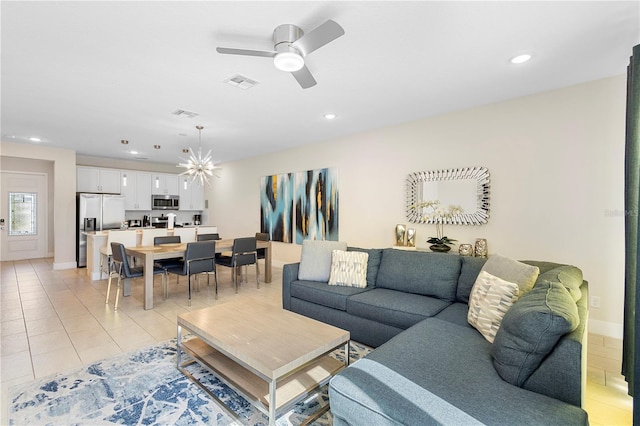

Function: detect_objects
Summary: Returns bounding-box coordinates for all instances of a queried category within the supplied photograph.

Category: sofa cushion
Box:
[456,256,487,303]
[434,302,474,328]
[491,281,580,387]
[375,250,461,301]
[290,280,370,311]
[298,240,347,282]
[346,288,450,330]
[347,247,383,288]
[481,254,540,295]
[328,250,369,288]
[467,271,520,343]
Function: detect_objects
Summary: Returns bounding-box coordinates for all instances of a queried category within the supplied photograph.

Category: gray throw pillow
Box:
[481,254,540,295]
[298,240,347,282]
[491,281,580,387]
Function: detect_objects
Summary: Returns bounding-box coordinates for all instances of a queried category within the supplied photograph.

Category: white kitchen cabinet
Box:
[77,167,121,193]
[151,173,179,195]
[121,171,152,210]
[179,177,205,211]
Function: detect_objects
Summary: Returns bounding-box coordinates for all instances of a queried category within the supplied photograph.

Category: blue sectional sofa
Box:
[282,247,589,425]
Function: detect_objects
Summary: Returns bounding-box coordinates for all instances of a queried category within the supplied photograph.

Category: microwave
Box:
[152,194,179,210]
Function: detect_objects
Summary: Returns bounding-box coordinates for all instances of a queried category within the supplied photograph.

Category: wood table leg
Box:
[143,252,154,309]
[265,241,272,283]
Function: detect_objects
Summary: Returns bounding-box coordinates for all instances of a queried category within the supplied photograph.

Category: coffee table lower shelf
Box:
[178,337,345,423]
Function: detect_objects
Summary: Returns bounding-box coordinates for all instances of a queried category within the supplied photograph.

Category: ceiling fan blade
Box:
[291,65,317,89]
[216,47,276,58]
[292,19,345,57]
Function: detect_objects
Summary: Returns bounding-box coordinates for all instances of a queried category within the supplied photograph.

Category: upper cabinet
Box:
[151,173,179,195]
[179,177,205,211]
[77,167,121,194]
[121,171,152,210]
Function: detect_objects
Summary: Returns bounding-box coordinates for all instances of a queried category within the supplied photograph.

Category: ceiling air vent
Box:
[172,109,199,118]
[225,74,259,90]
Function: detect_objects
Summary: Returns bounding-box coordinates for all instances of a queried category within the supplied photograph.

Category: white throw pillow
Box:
[328,250,369,288]
[298,240,348,282]
[468,270,520,343]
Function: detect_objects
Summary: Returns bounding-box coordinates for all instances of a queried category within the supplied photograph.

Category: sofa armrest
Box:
[282,262,300,310]
[523,281,589,407]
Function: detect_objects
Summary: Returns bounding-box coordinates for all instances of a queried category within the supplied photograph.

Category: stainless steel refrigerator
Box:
[76,193,126,267]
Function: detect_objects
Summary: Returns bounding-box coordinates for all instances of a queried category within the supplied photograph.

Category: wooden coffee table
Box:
[176,301,350,425]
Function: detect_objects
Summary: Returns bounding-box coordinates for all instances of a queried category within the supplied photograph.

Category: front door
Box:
[0,171,47,261]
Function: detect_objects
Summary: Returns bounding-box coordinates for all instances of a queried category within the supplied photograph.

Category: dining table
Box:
[125,239,271,310]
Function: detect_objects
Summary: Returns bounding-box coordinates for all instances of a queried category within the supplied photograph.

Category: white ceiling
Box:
[2,1,639,165]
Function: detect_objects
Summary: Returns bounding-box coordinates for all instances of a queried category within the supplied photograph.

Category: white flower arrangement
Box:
[411,200,463,246]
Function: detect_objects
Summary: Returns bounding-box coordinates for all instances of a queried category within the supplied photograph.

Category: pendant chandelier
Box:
[177,125,219,186]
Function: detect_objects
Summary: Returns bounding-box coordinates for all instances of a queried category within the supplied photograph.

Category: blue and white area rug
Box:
[9,339,371,425]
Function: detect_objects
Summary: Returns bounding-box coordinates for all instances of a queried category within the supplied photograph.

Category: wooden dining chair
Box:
[216,237,259,293]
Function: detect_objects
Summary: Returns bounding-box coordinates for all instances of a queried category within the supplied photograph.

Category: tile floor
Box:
[0,258,633,425]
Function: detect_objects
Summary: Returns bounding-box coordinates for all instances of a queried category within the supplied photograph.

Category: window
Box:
[9,192,37,236]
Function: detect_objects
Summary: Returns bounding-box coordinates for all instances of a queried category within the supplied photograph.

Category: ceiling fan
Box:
[216,20,345,89]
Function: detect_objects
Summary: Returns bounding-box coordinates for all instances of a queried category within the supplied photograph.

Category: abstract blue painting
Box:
[295,168,339,244]
[260,173,294,243]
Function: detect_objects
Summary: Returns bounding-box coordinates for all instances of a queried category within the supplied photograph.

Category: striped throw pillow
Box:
[328,250,369,288]
[468,270,520,343]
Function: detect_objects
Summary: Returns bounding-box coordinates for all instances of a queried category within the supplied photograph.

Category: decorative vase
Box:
[474,238,488,258]
[458,244,474,256]
[429,244,451,253]
[395,224,407,246]
[407,228,416,247]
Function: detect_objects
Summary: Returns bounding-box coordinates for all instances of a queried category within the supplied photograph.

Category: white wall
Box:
[0,142,77,269]
[210,75,627,338]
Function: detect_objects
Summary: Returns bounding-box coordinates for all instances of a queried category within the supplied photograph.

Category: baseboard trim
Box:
[588,318,623,339]
[53,261,77,270]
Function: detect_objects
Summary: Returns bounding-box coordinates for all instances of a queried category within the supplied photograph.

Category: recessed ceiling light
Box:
[29,137,42,142]
[154,145,161,149]
[324,113,336,120]
[121,139,129,145]
[129,150,138,155]
[510,54,532,64]
[182,148,189,154]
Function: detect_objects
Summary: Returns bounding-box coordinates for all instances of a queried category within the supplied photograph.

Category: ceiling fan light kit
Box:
[216,19,345,89]
[274,51,304,72]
